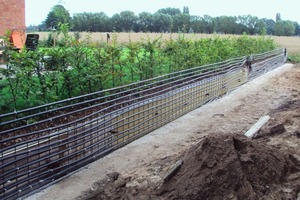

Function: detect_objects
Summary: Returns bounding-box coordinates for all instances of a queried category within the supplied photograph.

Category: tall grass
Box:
[288,52,300,63]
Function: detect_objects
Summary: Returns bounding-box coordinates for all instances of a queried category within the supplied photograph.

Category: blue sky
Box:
[25,0,300,26]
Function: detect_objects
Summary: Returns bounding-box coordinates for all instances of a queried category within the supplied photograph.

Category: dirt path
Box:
[25,63,300,200]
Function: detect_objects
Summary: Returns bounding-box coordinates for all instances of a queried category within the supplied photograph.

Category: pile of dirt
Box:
[157,134,300,200]
[81,134,300,200]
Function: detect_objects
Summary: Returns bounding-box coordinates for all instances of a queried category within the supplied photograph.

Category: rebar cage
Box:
[0,48,286,200]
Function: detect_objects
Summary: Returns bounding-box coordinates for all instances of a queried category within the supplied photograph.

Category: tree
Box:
[45,4,71,29]
[273,20,295,36]
[257,19,267,35]
[111,14,123,32]
[153,13,173,32]
[111,11,137,32]
[72,12,111,32]
[157,8,181,16]
[293,22,300,36]
[261,18,276,35]
[202,15,216,33]
[173,13,190,32]
[72,13,88,31]
[136,12,154,32]
[190,15,206,33]
[276,13,281,22]
[183,6,190,15]
[216,16,238,34]
[119,11,137,32]
[237,15,261,35]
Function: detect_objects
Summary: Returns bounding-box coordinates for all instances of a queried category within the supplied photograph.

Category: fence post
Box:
[284,48,287,57]
[246,55,253,73]
[284,48,287,62]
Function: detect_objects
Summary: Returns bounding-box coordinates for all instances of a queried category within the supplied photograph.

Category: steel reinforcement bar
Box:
[0,48,286,200]
[0,56,245,128]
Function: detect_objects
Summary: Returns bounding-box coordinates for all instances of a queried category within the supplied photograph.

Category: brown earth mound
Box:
[83,134,300,200]
[158,134,300,200]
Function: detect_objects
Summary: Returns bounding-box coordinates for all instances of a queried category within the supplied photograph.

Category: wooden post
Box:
[163,160,184,182]
[245,115,270,139]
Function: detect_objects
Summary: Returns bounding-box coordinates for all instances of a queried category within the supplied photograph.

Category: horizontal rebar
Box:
[0,48,287,200]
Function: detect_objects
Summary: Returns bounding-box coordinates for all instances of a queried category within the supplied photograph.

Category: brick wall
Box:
[0,0,25,36]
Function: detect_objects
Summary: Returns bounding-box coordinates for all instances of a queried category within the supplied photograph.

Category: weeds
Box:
[288,52,300,63]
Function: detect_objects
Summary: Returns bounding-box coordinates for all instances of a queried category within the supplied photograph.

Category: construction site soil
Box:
[26,63,300,200]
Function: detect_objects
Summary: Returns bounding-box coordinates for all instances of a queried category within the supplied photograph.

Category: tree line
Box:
[28,5,300,36]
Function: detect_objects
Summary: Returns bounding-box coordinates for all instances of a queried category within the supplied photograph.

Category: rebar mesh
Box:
[0,48,286,200]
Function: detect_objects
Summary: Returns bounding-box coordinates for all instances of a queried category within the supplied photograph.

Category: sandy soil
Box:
[25,63,300,200]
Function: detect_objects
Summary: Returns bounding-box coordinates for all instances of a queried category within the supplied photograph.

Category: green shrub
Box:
[0,28,278,114]
[288,52,300,63]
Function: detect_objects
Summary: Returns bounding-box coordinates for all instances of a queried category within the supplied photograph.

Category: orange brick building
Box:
[0,0,25,36]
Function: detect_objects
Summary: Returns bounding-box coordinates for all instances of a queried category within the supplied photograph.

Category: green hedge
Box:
[0,33,277,114]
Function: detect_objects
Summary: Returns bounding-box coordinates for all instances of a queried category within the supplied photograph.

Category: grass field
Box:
[35,32,300,53]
